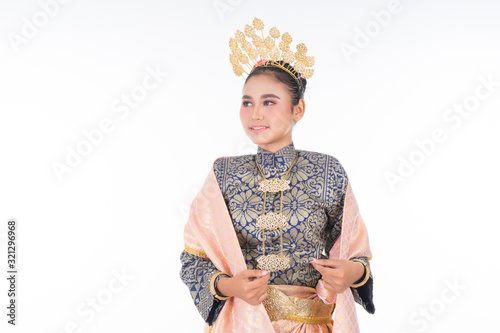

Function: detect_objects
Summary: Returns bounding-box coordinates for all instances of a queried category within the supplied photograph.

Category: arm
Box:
[179,249,228,325]
[323,206,375,314]
[321,161,375,314]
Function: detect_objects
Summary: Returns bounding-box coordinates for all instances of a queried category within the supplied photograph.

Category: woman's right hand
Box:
[216,269,270,306]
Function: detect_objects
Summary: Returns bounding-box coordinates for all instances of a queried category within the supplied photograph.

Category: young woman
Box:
[180,18,374,333]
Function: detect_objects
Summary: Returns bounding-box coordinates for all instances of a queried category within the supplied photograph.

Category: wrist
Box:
[353,261,365,282]
[350,259,370,288]
[210,272,232,300]
[215,275,233,299]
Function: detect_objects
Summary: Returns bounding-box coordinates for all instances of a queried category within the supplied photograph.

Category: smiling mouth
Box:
[251,126,268,130]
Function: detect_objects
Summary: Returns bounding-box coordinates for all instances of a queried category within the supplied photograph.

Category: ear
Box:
[292,99,305,122]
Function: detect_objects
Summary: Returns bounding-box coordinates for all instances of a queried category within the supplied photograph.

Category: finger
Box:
[323,281,339,293]
[311,262,327,274]
[245,276,270,291]
[311,262,322,272]
[312,258,342,268]
[330,279,346,291]
[255,289,269,303]
[242,269,269,279]
[242,269,268,277]
[324,279,343,291]
[315,264,344,279]
[249,275,271,289]
[254,271,271,283]
[259,291,268,303]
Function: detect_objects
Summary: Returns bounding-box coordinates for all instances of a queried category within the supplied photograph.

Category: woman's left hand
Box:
[311,258,365,294]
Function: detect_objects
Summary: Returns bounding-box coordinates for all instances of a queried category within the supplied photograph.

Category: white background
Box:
[1,0,499,332]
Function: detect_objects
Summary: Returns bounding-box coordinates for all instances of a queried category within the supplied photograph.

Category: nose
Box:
[251,103,263,120]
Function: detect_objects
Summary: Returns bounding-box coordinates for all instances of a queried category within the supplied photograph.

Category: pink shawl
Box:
[183,158,372,332]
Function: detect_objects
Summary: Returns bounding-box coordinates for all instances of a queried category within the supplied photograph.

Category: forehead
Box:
[242,74,289,97]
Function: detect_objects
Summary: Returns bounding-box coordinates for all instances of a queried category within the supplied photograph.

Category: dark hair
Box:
[245,60,307,108]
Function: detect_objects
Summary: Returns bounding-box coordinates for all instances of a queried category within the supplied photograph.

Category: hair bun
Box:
[299,77,307,91]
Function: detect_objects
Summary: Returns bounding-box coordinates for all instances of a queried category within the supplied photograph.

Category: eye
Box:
[242,101,253,107]
[264,100,275,106]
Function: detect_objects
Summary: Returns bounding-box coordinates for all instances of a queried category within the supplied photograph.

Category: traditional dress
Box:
[180,141,374,332]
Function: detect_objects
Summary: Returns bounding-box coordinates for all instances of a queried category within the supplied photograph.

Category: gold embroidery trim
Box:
[184,245,208,258]
[284,314,334,325]
[263,286,335,324]
[350,258,370,288]
[209,271,231,300]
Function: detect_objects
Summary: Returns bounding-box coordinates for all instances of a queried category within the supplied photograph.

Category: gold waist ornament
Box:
[263,286,335,325]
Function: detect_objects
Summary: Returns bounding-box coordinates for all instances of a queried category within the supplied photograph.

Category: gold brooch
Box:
[257,254,290,272]
[254,152,299,273]
[258,178,291,193]
[256,212,289,230]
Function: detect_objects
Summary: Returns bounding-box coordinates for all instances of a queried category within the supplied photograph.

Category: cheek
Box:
[239,107,248,123]
[268,107,292,128]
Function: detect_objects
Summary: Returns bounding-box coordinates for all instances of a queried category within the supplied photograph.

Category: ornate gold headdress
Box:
[229,17,314,86]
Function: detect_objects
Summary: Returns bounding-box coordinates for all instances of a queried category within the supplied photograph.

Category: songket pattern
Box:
[179,141,374,328]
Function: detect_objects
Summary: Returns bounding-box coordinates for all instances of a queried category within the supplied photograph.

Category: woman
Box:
[180,18,374,332]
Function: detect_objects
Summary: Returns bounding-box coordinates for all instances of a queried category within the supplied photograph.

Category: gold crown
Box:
[229,18,314,85]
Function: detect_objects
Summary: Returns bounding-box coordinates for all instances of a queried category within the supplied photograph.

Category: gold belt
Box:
[262,286,335,325]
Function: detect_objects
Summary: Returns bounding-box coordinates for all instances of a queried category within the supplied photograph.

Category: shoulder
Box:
[211,154,255,189]
[212,154,254,173]
[297,148,349,202]
[297,148,348,180]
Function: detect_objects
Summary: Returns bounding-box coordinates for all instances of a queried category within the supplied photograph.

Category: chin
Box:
[249,138,264,146]
[245,133,265,144]
[248,136,270,145]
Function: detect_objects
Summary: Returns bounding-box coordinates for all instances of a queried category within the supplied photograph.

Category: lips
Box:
[250,125,269,132]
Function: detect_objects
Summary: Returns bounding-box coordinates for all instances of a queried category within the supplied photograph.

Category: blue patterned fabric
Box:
[179,251,226,325]
[180,141,374,324]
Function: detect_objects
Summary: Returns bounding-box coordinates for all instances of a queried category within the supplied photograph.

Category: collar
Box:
[255,141,297,178]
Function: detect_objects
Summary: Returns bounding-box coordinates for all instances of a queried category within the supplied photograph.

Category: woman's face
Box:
[240,74,304,153]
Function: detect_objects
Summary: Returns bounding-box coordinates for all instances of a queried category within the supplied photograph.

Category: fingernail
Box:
[262,271,268,275]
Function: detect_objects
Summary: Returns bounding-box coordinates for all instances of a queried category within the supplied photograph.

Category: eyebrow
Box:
[242,94,281,100]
